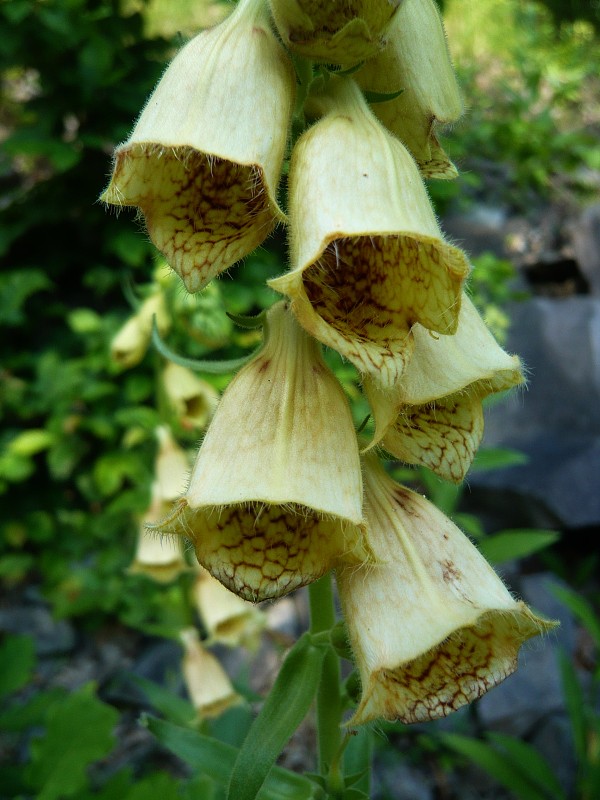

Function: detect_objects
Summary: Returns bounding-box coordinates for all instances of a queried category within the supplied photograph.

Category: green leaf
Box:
[144,716,322,800]
[478,529,560,564]
[487,733,566,800]
[441,733,552,800]
[0,634,36,701]
[550,585,600,651]
[557,649,587,764]
[0,269,52,327]
[26,683,118,800]
[471,447,529,472]
[8,429,56,457]
[227,634,326,800]
[130,674,196,725]
[152,319,253,374]
[364,88,405,104]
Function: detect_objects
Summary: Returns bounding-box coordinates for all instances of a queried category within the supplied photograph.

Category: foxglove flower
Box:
[192,565,265,649]
[269,0,402,65]
[269,77,469,388]
[162,362,219,430]
[180,628,242,719]
[364,295,524,482]
[157,302,369,602]
[356,0,462,179]
[337,456,556,725]
[110,292,170,369]
[128,427,190,582]
[101,0,295,292]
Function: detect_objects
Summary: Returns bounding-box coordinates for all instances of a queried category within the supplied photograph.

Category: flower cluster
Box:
[104,0,554,724]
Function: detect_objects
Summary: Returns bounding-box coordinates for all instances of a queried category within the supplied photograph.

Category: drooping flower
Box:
[156,301,369,602]
[355,0,462,179]
[337,455,556,725]
[269,0,402,65]
[110,291,170,369]
[363,294,524,482]
[101,0,295,293]
[192,565,265,649]
[180,628,242,719]
[128,427,191,582]
[269,76,469,388]
[162,362,219,430]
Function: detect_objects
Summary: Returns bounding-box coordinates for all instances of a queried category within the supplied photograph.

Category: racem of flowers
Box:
[103,0,555,726]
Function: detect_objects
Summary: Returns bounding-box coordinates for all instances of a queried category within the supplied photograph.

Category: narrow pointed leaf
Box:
[557,649,587,763]
[487,733,566,800]
[226,310,267,329]
[143,716,322,800]
[478,530,560,564]
[227,634,326,800]
[152,318,253,374]
[441,733,551,800]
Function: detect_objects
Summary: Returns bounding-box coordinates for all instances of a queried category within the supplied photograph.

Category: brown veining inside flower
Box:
[301,235,467,384]
[385,393,484,482]
[180,502,365,602]
[106,144,275,292]
[354,613,527,724]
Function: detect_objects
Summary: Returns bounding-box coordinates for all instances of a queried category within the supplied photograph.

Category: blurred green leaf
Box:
[478,529,560,564]
[26,683,118,800]
[0,635,36,701]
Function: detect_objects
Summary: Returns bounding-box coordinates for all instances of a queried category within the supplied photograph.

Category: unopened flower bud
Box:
[128,486,188,583]
[156,301,369,602]
[110,292,170,369]
[101,0,295,293]
[356,0,462,179]
[162,362,219,430]
[337,455,556,725]
[364,295,524,482]
[269,77,469,387]
[192,565,265,649]
[180,628,242,718]
[128,427,191,582]
[269,0,402,65]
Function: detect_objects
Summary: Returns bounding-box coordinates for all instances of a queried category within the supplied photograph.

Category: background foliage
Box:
[1,0,599,798]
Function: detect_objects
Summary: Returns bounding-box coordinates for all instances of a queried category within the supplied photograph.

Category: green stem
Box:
[308,574,343,785]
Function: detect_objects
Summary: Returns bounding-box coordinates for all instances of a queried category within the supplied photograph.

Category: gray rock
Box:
[570,203,600,295]
[476,574,574,736]
[0,604,75,656]
[472,296,600,529]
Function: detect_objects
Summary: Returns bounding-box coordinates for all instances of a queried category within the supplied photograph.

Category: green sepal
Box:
[152,317,254,374]
[226,633,327,800]
[143,715,323,799]
[325,62,365,77]
[364,88,405,104]
[121,275,141,312]
[356,414,371,434]
[226,310,267,330]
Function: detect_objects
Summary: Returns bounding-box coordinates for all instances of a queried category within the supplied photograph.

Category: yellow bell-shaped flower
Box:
[157,301,369,602]
[101,0,295,292]
[269,77,469,388]
[356,0,463,179]
[364,294,524,482]
[269,0,402,65]
[337,455,556,725]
